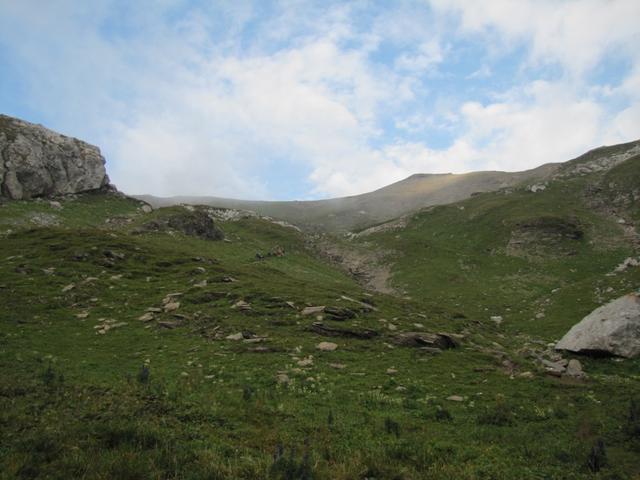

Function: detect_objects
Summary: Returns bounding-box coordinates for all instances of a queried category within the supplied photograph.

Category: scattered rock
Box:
[556,292,640,358]
[164,302,180,313]
[541,358,567,376]
[297,357,314,367]
[142,210,224,241]
[392,332,458,350]
[310,322,378,339]
[447,395,464,402]
[275,373,290,385]
[490,316,503,325]
[528,184,547,193]
[226,333,244,341]
[302,306,325,316]
[386,368,398,375]
[329,363,346,369]
[141,204,153,213]
[95,319,127,335]
[340,295,378,312]
[564,359,587,379]
[317,342,338,351]
[614,257,639,273]
[324,306,357,321]
[138,312,155,322]
[231,300,252,311]
[158,320,180,329]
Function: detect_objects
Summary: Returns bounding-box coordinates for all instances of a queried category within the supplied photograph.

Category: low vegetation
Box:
[1,151,640,478]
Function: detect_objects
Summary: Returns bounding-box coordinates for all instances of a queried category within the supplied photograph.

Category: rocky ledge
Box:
[0,114,111,200]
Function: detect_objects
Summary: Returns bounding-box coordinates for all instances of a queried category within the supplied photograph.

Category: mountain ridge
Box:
[137,141,640,232]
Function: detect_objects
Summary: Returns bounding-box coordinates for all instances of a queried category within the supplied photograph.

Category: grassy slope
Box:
[0,186,639,479]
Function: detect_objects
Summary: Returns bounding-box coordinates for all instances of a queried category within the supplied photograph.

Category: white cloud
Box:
[0,1,638,200]
[429,0,640,75]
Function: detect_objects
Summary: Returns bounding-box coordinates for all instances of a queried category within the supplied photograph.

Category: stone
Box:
[310,322,378,339]
[447,395,464,402]
[164,302,180,313]
[392,332,458,350]
[141,204,153,213]
[231,300,252,311]
[275,373,290,385]
[226,333,243,341]
[323,306,357,321]
[297,357,314,367]
[138,312,155,322]
[564,359,586,379]
[490,316,503,325]
[317,342,338,351]
[614,257,639,273]
[302,306,325,316]
[555,293,640,358]
[62,284,75,293]
[386,368,398,375]
[49,201,62,209]
[541,359,567,375]
[329,363,346,369]
[158,321,179,329]
[528,184,547,193]
[0,114,111,199]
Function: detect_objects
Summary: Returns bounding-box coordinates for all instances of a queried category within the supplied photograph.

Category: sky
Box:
[0,0,639,200]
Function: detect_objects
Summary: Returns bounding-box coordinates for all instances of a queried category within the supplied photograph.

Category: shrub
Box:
[627,398,640,438]
[477,396,514,426]
[385,417,401,437]
[434,407,452,422]
[586,438,607,473]
[137,364,150,384]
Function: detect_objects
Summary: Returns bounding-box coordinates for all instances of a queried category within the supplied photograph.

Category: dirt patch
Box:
[308,235,397,295]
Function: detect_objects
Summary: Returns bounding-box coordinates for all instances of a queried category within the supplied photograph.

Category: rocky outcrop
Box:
[0,114,110,200]
[142,209,225,241]
[556,293,640,358]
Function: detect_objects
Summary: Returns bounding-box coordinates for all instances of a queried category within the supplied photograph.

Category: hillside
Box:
[137,140,640,232]
[1,124,640,478]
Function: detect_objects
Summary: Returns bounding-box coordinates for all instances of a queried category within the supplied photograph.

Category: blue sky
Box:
[1,1,638,200]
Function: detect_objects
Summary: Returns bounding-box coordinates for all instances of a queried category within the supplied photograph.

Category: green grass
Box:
[1,178,640,479]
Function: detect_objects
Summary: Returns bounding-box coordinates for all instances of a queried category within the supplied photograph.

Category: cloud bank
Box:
[0,0,638,199]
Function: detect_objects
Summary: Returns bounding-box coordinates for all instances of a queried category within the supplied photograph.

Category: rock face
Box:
[0,114,110,200]
[556,293,640,358]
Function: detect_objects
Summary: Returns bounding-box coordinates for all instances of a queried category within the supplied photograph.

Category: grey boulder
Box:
[0,114,110,199]
[556,293,640,358]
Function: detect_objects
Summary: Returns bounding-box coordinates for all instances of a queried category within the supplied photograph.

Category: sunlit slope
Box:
[362,153,640,341]
[137,139,640,232]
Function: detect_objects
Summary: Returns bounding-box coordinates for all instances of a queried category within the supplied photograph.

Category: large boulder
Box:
[0,114,110,199]
[556,293,640,358]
